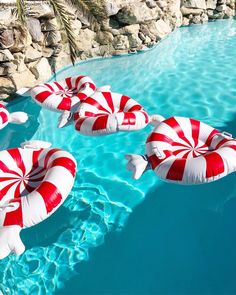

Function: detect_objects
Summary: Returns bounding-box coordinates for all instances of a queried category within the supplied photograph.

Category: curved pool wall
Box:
[0,19,236,294]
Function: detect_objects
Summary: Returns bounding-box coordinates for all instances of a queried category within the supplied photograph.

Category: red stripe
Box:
[205,129,219,147]
[65,77,72,89]
[128,105,142,112]
[44,149,61,168]
[172,142,190,148]
[215,138,229,150]
[119,95,130,112]
[75,117,86,131]
[4,199,23,227]
[0,111,8,124]
[172,149,189,156]
[92,115,109,131]
[122,112,136,125]
[148,151,172,170]
[102,92,114,113]
[0,160,21,177]
[54,82,64,91]
[75,76,85,89]
[190,118,200,147]
[182,150,191,159]
[0,180,19,200]
[36,181,62,214]
[35,91,52,103]
[84,97,109,113]
[84,111,100,117]
[165,117,193,147]
[0,176,20,181]
[88,82,96,91]
[225,144,236,151]
[8,149,26,176]
[204,152,225,178]
[14,182,21,199]
[73,112,80,121]
[50,157,76,177]
[77,92,88,101]
[141,111,149,124]
[146,133,173,144]
[32,149,42,168]
[57,97,72,111]
[166,158,187,181]
[44,83,55,92]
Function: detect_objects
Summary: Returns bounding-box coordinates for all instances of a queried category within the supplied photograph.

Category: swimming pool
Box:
[1,19,236,294]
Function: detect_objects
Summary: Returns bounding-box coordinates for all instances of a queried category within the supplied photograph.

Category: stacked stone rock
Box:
[0,0,235,98]
[181,0,235,25]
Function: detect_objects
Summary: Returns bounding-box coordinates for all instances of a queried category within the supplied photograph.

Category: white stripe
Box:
[37,149,50,168]
[114,112,125,126]
[175,117,195,147]
[78,103,101,116]
[79,117,97,134]
[90,92,112,113]
[198,121,216,146]
[0,180,20,204]
[182,156,207,184]
[43,93,66,110]
[122,97,139,112]
[154,156,176,180]
[40,150,71,168]
[79,85,95,98]
[22,191,48,228]
[43,166,74,199]
[154,121,188,146]
[0,150,23,176]
[216,146,236,174]
[18,149,34,176]
[132,111,148,129]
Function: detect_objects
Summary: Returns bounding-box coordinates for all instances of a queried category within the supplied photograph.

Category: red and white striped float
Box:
[72,88,149,136]
[0,140,76,259]
[0,102,28,129]
[30,75,96,112]
[126,116,236,184]
[0,103,9,130]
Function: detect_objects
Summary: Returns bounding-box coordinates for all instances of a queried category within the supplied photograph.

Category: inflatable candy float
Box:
[0,102,28,130]
[58,86,153,135]
[18,75,97,113]
[0,140,76,259]
[126,116,236,184]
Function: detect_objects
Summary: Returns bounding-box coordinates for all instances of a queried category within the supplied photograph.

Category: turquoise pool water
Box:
[1,19,236,294]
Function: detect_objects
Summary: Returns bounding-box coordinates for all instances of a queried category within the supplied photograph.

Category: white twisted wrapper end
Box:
[149,114,165,127]
[0,225,25,260]
[9,112,28,124]
[125,154,149,180]
[20,140,52,150]
[58,111,73,128]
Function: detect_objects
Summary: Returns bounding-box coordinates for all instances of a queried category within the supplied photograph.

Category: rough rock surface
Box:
[0,0,235,98]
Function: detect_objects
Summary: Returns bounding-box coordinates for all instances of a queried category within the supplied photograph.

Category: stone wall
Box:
[0,0,235,98]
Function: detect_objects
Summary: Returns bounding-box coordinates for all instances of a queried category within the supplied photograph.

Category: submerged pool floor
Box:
[1,19,236,295]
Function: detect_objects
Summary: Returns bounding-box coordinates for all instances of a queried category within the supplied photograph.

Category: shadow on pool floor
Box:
[56,170,236,295]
